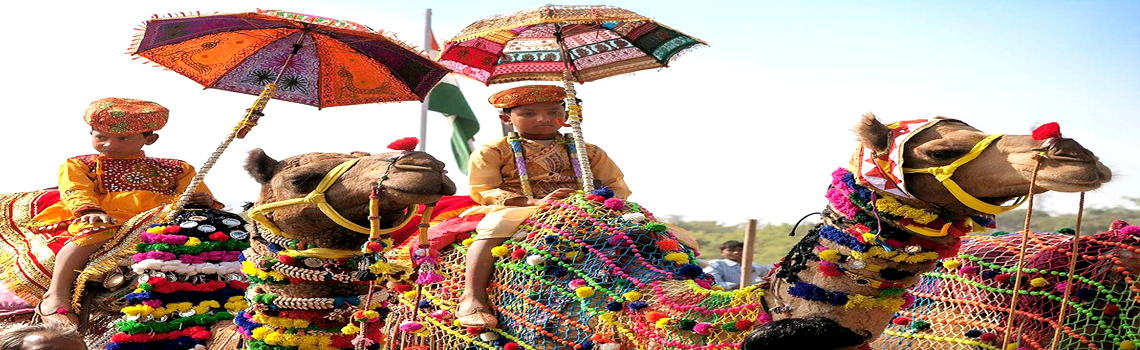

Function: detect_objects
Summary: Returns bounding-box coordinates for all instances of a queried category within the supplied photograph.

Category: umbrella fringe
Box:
[663,41,708,64]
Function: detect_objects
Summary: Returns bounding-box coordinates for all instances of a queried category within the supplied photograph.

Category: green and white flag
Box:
[425,29,480,174]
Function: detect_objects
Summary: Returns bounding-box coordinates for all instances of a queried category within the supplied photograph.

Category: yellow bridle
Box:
[902,133,1027,215]
[247,158,419,258]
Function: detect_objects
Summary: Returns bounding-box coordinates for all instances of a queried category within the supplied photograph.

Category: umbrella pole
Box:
[553,25,595,193]
[166,34,309,220]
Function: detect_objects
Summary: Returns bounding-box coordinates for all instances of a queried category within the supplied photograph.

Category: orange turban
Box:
[488,85,567,109]
[83,97,169,135]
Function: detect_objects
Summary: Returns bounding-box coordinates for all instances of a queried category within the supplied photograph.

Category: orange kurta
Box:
[466,135,630,239]
[28,152,214,246]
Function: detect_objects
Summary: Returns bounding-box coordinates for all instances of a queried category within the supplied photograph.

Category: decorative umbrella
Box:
[128,9,449,213]
[438,5,706,192]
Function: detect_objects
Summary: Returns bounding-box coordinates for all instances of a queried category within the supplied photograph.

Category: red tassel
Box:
[1032,122,1061,140]
[1104,304,1121,316]
[388,137,419,151]
[818,261,844,277]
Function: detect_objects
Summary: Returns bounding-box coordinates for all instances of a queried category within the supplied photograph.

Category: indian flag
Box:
[425,29,480,175]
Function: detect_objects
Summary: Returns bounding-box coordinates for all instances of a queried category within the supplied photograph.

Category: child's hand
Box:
[187,192,215,206]
[77,210,115,225]
[536,188,576,205]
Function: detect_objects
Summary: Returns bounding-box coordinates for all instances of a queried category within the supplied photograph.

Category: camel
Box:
[375,113,1110,350]
[224,148,456,349]
[749,114,1112,349]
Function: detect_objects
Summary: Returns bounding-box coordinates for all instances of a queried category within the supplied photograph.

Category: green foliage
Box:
[995,197,1139,233]
[660,214,812,264]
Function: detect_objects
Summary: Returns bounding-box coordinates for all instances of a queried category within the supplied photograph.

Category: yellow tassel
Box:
[1030,277,1049,287]
[341,323,360,334]
[491,246,510,257]
[576,286,595,298]
[623,291,642,302]
[819,249,840,262]
[664,252,689,264]
[942,259,962,269]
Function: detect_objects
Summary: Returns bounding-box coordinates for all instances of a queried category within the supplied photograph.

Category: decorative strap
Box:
[903,134,1027,214]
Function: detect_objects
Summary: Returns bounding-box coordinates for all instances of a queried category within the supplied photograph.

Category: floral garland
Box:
[816,245,915,281]
[786,281,912,311]
[120,297,246,319]
[109,209,251,350]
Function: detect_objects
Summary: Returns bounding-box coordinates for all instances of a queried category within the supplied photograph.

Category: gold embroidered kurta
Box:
[28,152,215,246]
[466,135,630,239]
[468,135,630,205]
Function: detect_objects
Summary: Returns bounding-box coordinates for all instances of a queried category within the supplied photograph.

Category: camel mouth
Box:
[1010,159,1112,193]
[1031,163,1112,193]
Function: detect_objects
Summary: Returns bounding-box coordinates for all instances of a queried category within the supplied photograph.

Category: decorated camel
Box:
[0,148,456,349]
[369,113,1111,350]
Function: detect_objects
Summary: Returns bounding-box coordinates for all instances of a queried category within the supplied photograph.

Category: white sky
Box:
[2,0,1137,225]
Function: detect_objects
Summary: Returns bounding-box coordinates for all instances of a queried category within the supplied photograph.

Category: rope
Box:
[1001,157,1043,348]
[1048,192,1086,350]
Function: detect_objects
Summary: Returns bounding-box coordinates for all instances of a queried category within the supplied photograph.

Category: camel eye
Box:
[288,172,323,192]
[927,149,967,161]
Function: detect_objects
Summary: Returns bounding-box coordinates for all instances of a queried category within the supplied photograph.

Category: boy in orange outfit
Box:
[28,97,219,327]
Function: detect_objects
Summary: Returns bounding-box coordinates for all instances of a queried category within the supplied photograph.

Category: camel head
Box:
[855,113,1111,217]
[244,149,456,249]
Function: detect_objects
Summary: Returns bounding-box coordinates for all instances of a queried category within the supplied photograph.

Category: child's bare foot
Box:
[456,292,498,328]
[35,294,79,328]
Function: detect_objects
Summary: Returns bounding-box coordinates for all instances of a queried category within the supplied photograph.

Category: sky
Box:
[2,0,1137,225]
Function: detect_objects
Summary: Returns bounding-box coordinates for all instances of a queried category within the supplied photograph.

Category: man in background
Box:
[704,240,774,290]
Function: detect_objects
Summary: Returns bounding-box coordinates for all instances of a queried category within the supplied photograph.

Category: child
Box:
[27,97,219,327]
[456,85,631,328]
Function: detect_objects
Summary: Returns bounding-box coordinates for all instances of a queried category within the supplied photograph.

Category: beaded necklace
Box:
[507,132,583,198]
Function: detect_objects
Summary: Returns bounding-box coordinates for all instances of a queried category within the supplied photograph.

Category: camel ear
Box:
[245,148,279,185]
[855,112,891,154]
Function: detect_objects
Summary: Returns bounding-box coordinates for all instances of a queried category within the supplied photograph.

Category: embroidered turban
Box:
[84,97,169,135]
[488,85,567,109]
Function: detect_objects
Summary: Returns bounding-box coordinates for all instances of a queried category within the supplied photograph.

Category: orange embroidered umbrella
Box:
[128,9,449,214]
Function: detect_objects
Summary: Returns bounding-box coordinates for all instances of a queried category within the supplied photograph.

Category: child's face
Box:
[500,102,565,139]
[90,129,157,158]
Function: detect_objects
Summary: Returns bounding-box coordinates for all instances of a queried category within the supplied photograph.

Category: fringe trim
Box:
[0,191,56,304]
[72,206,168,308]
[448,5,651,43]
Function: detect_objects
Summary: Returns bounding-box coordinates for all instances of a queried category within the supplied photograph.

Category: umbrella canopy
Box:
[131,9,449,108]
[438,5,707,85]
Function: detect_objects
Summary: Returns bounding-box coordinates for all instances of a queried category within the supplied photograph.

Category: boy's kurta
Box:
[28,152,214,246]
[465,135,630,239]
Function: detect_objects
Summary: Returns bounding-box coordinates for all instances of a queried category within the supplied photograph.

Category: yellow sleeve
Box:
[588,146,631,199]
[174,162,223,209]
[468,143,525,206]
[58,158,103,215]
